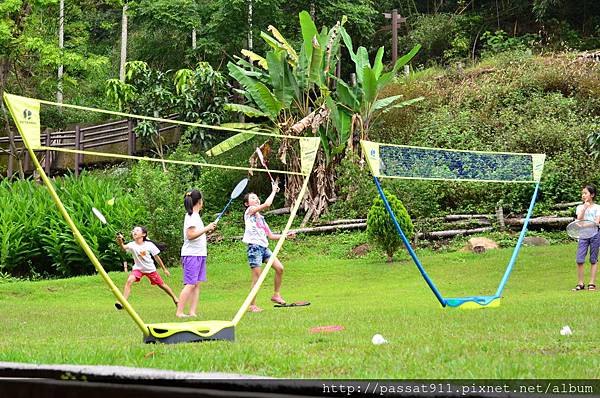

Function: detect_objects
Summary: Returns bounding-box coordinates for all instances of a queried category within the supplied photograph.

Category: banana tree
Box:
[206,11,346,219]
[209,11,422,220]
[334,30,423,152]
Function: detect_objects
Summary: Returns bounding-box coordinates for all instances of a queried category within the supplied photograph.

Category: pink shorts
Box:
[131,269,164,285]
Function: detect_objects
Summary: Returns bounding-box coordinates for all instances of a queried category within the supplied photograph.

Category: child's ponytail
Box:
[184,190,203,215]
[138,226,167,253]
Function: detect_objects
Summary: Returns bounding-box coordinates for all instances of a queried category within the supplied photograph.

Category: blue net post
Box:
[373,177,446,307]
[495,181,541,297]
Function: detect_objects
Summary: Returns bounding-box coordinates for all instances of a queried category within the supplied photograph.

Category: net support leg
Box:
[495,181,541,297]
[373,177,446,306]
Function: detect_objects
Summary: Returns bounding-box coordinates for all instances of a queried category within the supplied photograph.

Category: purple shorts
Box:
[576,234,600,264]
[181,256,207,285]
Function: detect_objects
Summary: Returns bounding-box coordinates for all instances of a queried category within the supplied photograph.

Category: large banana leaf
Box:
[362,66,378,106]
[355,47,371,84]
[299,10,318,69]
[334,79,359,110]
[267,50,297,108]
[339,26,356,61]
[325,96,351,147]
[205,131,256,157]
[224,103,269,117]
[267,25,298,63]
[380,96,425,113]
[228,62,282,119]
[309,36,324,87]
[378,44,421,89]
[373,47,385,79]
[241,49,268,70]
[372,94,404,112]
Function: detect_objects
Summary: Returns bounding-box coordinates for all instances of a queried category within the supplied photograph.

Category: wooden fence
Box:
[0,116,179,177]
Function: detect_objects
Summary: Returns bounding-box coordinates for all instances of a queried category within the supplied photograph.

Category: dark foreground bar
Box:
[1,362,599,398]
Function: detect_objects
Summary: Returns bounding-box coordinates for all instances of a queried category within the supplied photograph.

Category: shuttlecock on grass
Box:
[560,326,572,336]
[371,334,388,345]
[107,197,115,206]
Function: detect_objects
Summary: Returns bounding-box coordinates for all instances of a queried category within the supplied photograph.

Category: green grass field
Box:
[0,234,598,378]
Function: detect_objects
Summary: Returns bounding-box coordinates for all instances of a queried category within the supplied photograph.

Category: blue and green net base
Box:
[443,295,501,309]
[144,320,235,344]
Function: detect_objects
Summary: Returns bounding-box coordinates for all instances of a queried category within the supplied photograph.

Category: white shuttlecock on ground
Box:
[560,326,572,336]
[371,334,388,345]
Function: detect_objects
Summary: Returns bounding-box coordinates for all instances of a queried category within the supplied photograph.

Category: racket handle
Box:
[215,198,233,223]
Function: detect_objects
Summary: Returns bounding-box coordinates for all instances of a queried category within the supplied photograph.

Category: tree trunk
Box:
[282,145,337,222]
[247,0,253,50]
[119,4,128,82]
[57,0,64,103]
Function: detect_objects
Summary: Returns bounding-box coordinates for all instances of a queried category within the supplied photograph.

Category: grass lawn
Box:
[0,233,598,378]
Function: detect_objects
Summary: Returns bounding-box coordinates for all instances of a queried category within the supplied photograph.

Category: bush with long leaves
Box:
[0,174,144,278]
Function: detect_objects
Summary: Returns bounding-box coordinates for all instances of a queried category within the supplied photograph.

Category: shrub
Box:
[367,189,413,262]
[0,174,143,278]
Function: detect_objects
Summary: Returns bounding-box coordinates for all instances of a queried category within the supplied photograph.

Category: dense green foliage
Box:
[367,189,413,261]
[0,174,141,278]
[106,60,230,157]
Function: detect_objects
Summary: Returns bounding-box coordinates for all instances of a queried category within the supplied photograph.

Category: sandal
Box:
[271,294,286,305]
[588,284,596,291]
[572,284,585,291]
[248,305,263,313]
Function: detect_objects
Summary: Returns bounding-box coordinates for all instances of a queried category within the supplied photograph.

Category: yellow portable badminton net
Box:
[4,92,319,343]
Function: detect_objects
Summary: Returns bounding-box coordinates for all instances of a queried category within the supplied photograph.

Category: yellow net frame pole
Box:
[4,93,149,336]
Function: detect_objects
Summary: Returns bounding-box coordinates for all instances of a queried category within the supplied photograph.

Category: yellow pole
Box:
[3,93,149,336]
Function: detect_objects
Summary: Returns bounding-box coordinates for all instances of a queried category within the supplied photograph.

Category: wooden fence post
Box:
[23,150,30,173]
[127,119,134,156]
[391,9,398,65]
[496,201,505,231]
[75,125,81,176]
[45,130,52,174]
[383,9,407,66]
[7,127,13,178]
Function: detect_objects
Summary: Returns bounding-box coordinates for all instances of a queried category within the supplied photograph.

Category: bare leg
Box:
[250,267,262,306]
[122,275,136,300]
[188,284,201,316]
[590,263,598,287]
[577,263,585,286]
[271,258,284,296]
[158,283,179,305]
[176,284,196,317]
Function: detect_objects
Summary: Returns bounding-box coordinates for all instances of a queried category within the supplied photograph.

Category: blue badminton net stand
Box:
[362,140,545,309]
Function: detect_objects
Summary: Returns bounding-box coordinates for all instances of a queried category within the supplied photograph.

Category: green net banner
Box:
[361,140,545,183]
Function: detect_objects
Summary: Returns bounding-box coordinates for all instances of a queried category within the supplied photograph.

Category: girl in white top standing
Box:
[242,180,295,313]
[176,190,217,318]
[115,226,178,309]
[573,184,600,291]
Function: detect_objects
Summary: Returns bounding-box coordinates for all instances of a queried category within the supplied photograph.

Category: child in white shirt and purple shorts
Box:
[176,190,216,318]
